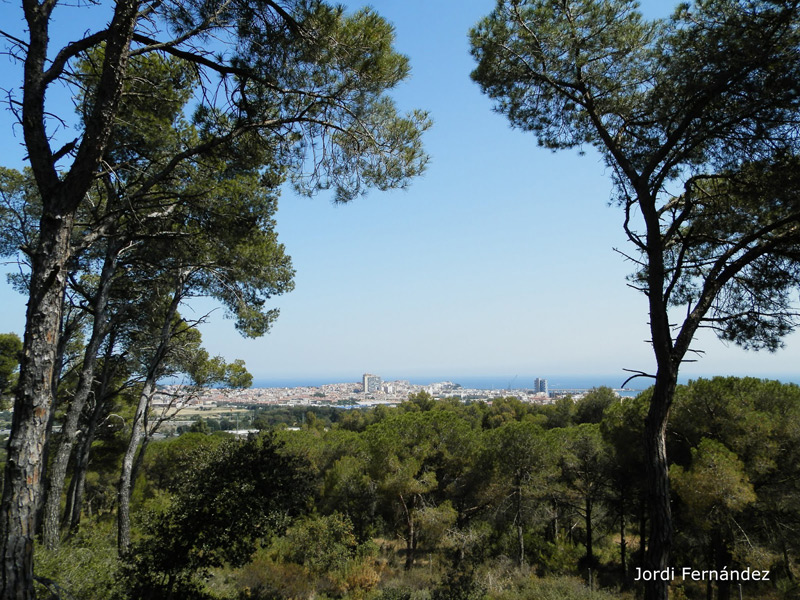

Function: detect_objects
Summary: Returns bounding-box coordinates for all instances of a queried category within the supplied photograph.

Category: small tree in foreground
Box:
[471,1,800,598]
[121,433,312,599]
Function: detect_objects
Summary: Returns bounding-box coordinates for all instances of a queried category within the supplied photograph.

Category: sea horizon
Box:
[246,372,800,391]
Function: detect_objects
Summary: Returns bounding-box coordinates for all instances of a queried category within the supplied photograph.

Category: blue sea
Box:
[250,373,800,394]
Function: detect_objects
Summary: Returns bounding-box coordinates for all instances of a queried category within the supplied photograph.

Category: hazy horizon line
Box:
[242,372,800,390]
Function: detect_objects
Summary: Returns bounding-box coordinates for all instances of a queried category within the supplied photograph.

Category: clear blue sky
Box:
[1,0,799,386]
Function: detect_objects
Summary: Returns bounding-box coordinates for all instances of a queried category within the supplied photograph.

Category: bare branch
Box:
[621,368,656,388]
[42,29,109,86]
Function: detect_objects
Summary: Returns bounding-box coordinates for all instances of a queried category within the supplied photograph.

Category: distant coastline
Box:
[248,373,800,392]
[248,375,638,391]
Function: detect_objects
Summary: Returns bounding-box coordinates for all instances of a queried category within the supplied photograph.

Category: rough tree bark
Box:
[585,496,594,565]
[41,242,120,549]
[117,379,155,555]
[0,213,73,599]
[67,349,118,534]
[643,377,677,600]
[68,389,112,533]
[117,281,182,555]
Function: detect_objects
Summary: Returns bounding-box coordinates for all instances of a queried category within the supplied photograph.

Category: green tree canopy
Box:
[672,438,756,530]
[575,387,618,425]
[484,420,559,567]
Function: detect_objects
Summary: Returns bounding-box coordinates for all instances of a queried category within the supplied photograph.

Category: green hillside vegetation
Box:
[173,404,371,434]
[20,379,800,600]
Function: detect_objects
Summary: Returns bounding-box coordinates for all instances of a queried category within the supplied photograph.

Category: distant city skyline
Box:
[244,372,800,394]
[1,0,799,384]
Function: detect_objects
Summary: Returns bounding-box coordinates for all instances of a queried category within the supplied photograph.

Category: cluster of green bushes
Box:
[183,404,372,433]
[32,377,800,600]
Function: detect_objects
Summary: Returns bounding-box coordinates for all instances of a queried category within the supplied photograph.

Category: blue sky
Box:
[1,0,799,386]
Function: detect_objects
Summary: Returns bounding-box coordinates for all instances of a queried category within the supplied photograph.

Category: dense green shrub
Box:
[488,575,623,600]
[373,587,416,600]
[431,568,486,600]
[233,513,381,599]
[121,433,313,599]
[34,524,122,600]
[277,513,359,576]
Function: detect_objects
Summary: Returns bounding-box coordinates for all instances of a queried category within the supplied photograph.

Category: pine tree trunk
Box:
[638,493,647,570]
[714,530,733,600]
[515,482,525,568]
[130,436,151,499]
[404,522,416,570]
[33,298,70,539]
[552,504,559,541]
[41,246,118,549]
[643,374,677,600]
[117,280,182,555]
[68,432,91,533]
[0,213,74,600]
[62,462,78,532]
[117,380,153,555]
[69,333,119,533]
[640,180,685,600]
[68,406,100,533]
[620,488,628,584]
[585,496,594,565]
